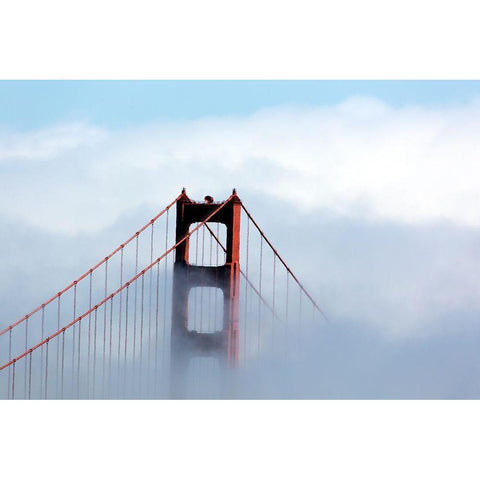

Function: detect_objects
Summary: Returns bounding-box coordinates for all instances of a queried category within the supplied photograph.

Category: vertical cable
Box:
[258,237,263,359]
[11,361,15,400]
[193,227,199,331]
[44,341,49,400]
[148,223,154,390]
[7,328,12,399]
[108,295,113,398]
[24,316,28,397]
[72,283,77,396]
[195,224,199,264]
[285,274,289,354]
[133,234,139,365]
[55,294,61,398]
[299,288,303,347]
[102,259,108,397]
[93,307,98,399]
[162,211,169,370]
[124,285,129,398]
[139,273,145,395]
[61,329,65,399]
[40,306,45,399]
[272,254,276,348]
[243,217,250,364]
[118,248,124,388]
[87,271,93,398]
[200,226,205,332]
[77,289,82,396]
[214,222,220,354]
[154,260,160,397]
[28,351,32,400]
[77,294,82,398]
[208,224,213,332]
[215,223,219,334]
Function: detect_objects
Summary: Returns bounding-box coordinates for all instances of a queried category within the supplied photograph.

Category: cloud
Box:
[0,123,106,162]
[1,96,480,235]
[1,96,480,343]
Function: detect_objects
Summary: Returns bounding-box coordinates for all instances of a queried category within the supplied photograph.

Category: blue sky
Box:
[2,80,480,130]
[2,80,480,398]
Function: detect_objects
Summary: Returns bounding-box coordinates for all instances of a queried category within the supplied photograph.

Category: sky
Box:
[1,80,480,398]
[1,80,480,130]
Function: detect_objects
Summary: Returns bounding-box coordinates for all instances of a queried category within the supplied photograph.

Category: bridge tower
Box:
[169,189,241,398]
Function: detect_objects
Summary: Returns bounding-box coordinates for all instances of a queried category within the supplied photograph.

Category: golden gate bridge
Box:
[0,189,325,399]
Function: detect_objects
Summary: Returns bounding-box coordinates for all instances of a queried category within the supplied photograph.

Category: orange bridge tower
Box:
[169,189,241,398]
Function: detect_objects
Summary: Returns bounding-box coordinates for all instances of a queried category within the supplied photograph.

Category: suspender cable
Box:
[87,271,93,397]
[61,330,65,399]
[195,225,199,264]
[11,361,15,400]
[7,329,12,398]
[194,226,200,330]
[208,223,213,332]
[216,223,220,262]
[118,248,124,385]
[139,272,145,395]
[148,223,154,382]
[154,260,160,397]
[72,283,77,396]
[299,289,303,343]
[77,283,83,396]
[285,274,289,352]
[24,317,28,397]
[77,288,82,395]
[102,260,108,397]
[162,210,169,369]
[44,341,49,400]
[108,295,113,397]
[93,307,98,399]
[272,255,276,347]
[244,216,250,364]
[40,306,45,399]
[200,226,206,332]
[28,351,32,400]
[55,294,61,398]
[258,237,263,359]
[215,222,219,347]
[124,285,129,398]
[133,234,139,363]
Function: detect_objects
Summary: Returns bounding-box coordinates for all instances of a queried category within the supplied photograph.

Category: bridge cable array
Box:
[0,192,326,399]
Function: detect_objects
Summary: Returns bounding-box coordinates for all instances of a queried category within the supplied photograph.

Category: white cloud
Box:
[2,96,480,235]
[0,123,106,161]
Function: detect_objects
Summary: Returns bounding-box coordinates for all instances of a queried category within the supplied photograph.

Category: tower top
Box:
[179,188,239,201]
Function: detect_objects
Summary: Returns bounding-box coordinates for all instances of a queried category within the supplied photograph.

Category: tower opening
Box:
[187,287,224,333]
[188,222,227,266]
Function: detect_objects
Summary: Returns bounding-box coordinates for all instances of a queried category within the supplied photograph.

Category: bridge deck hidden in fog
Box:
[0,189,325,399]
